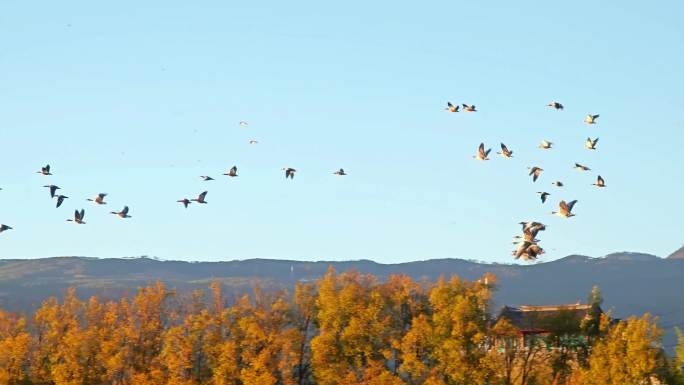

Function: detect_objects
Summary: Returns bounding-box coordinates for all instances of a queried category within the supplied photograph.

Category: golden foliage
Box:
[0,273,677,385]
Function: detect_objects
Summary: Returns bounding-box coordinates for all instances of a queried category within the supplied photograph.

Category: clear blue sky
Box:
[1,1,682,263]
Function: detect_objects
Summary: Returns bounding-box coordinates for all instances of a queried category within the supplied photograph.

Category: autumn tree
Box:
[399,314,435,384]
[97,299,133,385]
[0,310,31,384]
[313,268,412,384]
[580,314,666,385]
[427,275,496,384]
[1,272,682,385]
[128,281,174,385]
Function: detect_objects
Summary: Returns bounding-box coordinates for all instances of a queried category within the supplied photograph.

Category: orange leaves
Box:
[0,273,674,384]
[0,311,31,384]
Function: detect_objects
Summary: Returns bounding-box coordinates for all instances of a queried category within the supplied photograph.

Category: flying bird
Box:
[283,168,297,179]
[574,163,591,171]
[519,221,546,233]
[552,181,564,187]
[473,143,491,161]
[512,236,541,244]
[592,175,606,188]
[239,121,249,127]
[223,166,238,177]
[461,104,477,112]
[585,137,599,150]
[547,101,564,110]
[528,167,543,182]
[0,224,12,233]
[518,221,546,240]
[446,102,460,112]
[585,114,600,124]
[513,241,545,261]
[67,209,86,224]
[539,140,553,150]
[552,200,578,218]
[177,198,191,208]
[55,195,68,208]
[496,143,513,158]
[87,193,108,205]
[37,164,52,175]
[200,176,214,181]
[334,169,347,176]
[43,185,60,198]
[537,192,550,203]
[513,241,533,260]
[191,191,208,204]
[248,140,259,144]
[524,244,545,260]
[111,206,131,218]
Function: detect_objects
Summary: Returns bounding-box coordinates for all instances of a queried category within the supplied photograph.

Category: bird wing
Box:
[566,200,577,211]
[559,200,569,212]
[598,175,604,185]
[122,206,129,215]
[199,191,207,200]
[447,102,453,108]
[593,114,600,119]
[80,209,85,220]
[231,166,237,174]
[500,143,508,152]
[478,143,485,157]
[484,148,491,157]
[45,164,50,173]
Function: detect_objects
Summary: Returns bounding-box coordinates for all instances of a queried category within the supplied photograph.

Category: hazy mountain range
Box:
[1,247,683,348]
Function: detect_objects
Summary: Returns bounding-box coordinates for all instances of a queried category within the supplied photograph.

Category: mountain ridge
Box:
[1,251,682,329]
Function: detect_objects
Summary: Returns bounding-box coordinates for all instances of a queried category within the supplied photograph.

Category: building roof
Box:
[497,302,599,334]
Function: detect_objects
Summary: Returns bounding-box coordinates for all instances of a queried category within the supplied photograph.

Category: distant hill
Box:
[1,251,683,349]
[667,245,684,259]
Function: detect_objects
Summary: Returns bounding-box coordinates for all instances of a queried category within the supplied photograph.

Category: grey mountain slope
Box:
[0,251,683,350]
[668,245,684,259]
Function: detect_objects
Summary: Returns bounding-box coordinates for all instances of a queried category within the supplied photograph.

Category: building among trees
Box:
[496,302,602,348]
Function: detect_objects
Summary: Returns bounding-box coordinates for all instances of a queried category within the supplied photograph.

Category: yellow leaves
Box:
[361,361,404,385]
[0,311,31,385]
[210,340,239,385]
[400,314,433,382]
[0,274,677,385]
[676,327,684,367]
[239,350,278,385]
[581,313,665,385]
[161,325,193,385]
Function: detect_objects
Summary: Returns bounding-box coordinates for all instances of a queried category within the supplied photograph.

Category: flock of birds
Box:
[31,165,133,225]
[0,101,607,263]
[0,160,350,233]
[446,101,607,261]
